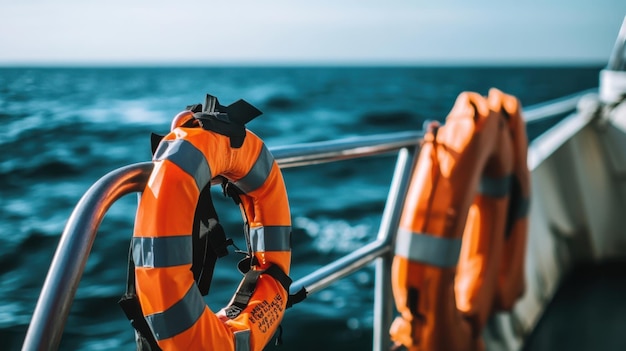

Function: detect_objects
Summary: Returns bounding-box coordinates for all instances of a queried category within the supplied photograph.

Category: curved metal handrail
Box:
[21,89,593,351]
[21,163,153,351]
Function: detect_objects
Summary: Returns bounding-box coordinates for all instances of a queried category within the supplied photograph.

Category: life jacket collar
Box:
[187,94,263,148]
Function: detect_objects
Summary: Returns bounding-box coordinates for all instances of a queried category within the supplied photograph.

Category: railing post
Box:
[373,255,394,351]
[373,147,417,351]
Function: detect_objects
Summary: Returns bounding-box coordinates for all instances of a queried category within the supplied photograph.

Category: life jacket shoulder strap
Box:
[190,94,262,148]
[224,264,306,320]
[193,184,234,296]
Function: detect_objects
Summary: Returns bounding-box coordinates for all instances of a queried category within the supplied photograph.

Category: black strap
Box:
[124,242,135,296]
[223,263,306,320]
[265,265,292,292]
[224,269,265,319]
[223,264,293,319]
[286,286,308,309]
[221,179,244,205]
[192,184,233,296]
[191,94,263,148]
[149,133,164,156]
[220,179,307,310]
[118,243,162,351]
[221,179,256,262]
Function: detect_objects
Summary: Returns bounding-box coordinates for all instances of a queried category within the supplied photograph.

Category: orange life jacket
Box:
[129,95,293,351]
[390,90,529,351]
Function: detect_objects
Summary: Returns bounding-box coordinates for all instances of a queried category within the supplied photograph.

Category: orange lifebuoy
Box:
[132,102,291,350]
[487,88,530,310]
[390,90,529,350]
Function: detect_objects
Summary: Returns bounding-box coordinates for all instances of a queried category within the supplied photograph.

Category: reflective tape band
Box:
[394,228,462,268]
[146,284,206,340]
[234,143,274,194]
[133,236,192,268]
[234,330,251,351]
[153,139,212,191]
[250,226,291,252]
[479,174,512,198]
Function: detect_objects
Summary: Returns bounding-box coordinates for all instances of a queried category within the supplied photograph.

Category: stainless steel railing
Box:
[607,15,626,71]
[21,89,594,351]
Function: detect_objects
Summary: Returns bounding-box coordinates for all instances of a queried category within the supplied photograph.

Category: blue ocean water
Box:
[0,66,602,350]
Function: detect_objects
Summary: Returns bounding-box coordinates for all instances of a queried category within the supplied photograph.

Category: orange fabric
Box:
[488,88,530,310]
[455,195,508,331]
[135,268,195,316]
[222,274,289,349]
[133,121,291,351]
[154,274,288,350]
[391,90,529,351]
[455,101,514,330]
[158,308,234,351]
[134,160,199,237]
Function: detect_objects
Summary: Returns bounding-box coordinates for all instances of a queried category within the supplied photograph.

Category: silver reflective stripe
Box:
[234,143,274,194]
[394,228,462,268]
[479,174,511,198]
[234,330,251,351]
[153,139,212,191]
[250,226,291,252]
[145,284,206,341]
[133,236,192,268]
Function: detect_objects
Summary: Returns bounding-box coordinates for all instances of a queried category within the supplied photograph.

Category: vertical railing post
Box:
[373,255,395,351]
[373,147,417,351]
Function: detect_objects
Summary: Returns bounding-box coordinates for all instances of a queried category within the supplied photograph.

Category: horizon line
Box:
[0,59,608,69]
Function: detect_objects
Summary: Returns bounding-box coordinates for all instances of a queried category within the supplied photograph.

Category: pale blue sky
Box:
[1,0,625,65]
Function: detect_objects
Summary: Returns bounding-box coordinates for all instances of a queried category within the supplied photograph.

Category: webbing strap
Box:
[193,94,263,148]
[286,287,307,309]
[192,184,232,296]
[234,330,251,351]
[266,265,306,309]
[118,243,162,351]
[224,264,293,320]
[225,270,264,319]
[265,265,292,292]
[124,242,135,296]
